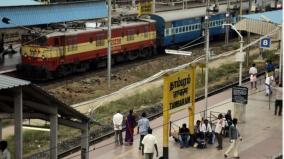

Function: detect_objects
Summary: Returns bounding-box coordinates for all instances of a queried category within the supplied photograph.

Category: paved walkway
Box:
[65,80,282,159]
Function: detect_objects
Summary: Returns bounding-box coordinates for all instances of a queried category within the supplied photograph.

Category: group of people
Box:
[249,61,282,116]
[176,110,241,158]
[113,110,159,159]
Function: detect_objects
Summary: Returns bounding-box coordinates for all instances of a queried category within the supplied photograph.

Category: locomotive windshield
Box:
[22,34,47,46]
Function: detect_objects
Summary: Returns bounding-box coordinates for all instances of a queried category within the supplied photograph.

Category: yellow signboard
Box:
[138,1,152,16]
[164,69,193,111]
[162,67,196,158]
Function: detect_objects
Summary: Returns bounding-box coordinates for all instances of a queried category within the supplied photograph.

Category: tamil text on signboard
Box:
[163,69,193,111]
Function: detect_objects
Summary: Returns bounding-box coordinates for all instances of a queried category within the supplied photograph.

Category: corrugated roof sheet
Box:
[240,10,282,25]
[0,0,43,7]
[151,2,254,22]
[0,74,30,90]
[0,1,107,28]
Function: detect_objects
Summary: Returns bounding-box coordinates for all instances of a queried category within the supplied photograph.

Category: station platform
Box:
[65,79,282,159]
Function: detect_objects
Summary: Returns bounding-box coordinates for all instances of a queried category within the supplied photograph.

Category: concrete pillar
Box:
[0,119,2,140]
[234,103,246,123]
[81,122,89,159]
[14,87,23,159]
[50,114,58,159]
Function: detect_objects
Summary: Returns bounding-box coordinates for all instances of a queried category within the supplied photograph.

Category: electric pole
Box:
[225,0,230,46]
[107,0,112,88]
[246,0,252,67]
[204,0,210,119]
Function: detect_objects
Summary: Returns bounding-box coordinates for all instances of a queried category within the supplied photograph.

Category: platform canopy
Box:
[235,10,282,38]
[0,74,90,159]
[0,0,107,29]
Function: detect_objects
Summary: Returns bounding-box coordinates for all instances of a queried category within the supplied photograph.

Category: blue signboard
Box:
[260,37,271,48]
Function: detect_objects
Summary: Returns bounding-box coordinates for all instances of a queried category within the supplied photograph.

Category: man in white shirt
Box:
[249,63,258,89]
[200,119,213,144]
[0,140,11,159]
[113,110,124,145]
[265,73,274,96]
[142,128,158,159]
[215,114,225,150]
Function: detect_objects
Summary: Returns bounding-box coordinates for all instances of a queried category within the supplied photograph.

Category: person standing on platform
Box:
[215,114,225,150]
[113,110,124,145]
[137,112,150,150]
[224,118,242,159]
[225,110,232,137]
[142,128,159,159]
[0,140,11,159]
[274,83,282,116]
[125,109,136,145]
[265,73,274,96]
[249,63,258,89]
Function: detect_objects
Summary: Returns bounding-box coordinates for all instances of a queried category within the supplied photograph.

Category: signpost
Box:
[163,66,195,159]
[260,37,271,49]
[232,86,248,104]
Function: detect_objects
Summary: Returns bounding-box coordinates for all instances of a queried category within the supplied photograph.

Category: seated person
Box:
[200,119,213,144]
[194,120,201,141]
[179,123,190,148]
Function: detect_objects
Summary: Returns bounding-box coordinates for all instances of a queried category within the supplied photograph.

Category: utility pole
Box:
[107,0,112,88]
[204,0,210,119]
[225,0,230,46]
[246,0,252,67]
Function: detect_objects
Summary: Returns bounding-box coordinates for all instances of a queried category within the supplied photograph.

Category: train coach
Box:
[17,19,156,79]
[149,3,248,48]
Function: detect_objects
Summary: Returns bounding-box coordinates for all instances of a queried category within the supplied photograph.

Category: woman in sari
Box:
[125,109,136,145]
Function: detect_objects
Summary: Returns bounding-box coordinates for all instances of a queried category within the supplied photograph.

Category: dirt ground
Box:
[43,36,266,107]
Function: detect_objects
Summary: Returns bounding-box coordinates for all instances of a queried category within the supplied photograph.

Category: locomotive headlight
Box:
[42,54,45,60]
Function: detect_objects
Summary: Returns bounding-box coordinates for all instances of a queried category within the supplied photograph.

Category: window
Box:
[172,28,175,34]
[182,26,185,32]
[176,28,179,34]
[165,29,169,36]
[127,30,134,41]
[96,34,106,47]
[185,26,188,32]
[179,27,182,33]
[67,36,78,51]
[144,26,149,38]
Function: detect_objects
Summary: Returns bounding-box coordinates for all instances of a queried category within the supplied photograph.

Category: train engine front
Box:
[17,32,64,80]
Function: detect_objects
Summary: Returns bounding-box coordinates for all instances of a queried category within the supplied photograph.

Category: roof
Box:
[0,1,107,29]
[0,0,43,7]
[151,4,225,22]
[151,0,275,22]
[240,10,283,25]
[0,74,30,90]
[0,75,89,122]
[45,20,154,37]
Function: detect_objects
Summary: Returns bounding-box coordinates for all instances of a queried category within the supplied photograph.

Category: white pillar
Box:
[14,87,23,159]
[50,114,58,159]
[81,122,89,159]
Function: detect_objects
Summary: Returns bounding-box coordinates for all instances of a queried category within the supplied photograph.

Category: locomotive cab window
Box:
[22,34,47,46]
